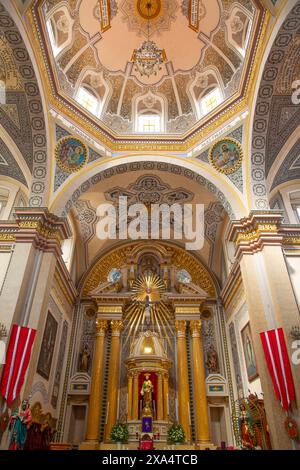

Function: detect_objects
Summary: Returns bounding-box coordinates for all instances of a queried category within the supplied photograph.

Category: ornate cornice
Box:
[228,211,284,256]
[0,208,71,256]
[15,207,71,246]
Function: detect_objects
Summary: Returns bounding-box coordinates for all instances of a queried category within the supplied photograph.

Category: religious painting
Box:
[51,321,68,408]
[55,136,88,173]
[209,138,243,174]
[37,312,58,381]
[241,322,258,382]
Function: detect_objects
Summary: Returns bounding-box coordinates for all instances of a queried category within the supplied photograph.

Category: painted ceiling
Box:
[31,0,264,141]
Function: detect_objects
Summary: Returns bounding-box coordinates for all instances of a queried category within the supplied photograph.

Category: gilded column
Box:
[157,372,163,420]
[190,320,210,444]
[105,320,123,441]
[86,319,108,441]
[163,373,169,421]
[175,320,191,442]
[127,372,133,421]
[132,372,139,420]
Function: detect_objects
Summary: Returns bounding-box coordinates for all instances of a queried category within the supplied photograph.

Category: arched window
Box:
[61,216,76,272]
[198,87,222,116]
[137,113,162,133]
[135,93,165,133]
[77,86,100,116]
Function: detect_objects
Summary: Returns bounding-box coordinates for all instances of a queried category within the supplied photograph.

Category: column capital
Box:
[111,320,124,336]
[175,320,187,337]
[228,211,284,256]
[96,319,108,336]
[190,320,202,337]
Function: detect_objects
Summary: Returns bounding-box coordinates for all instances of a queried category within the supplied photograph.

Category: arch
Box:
[79,239,219,298]
[49,156,248,219]
[249,0,300,209]
[0,1,50,207]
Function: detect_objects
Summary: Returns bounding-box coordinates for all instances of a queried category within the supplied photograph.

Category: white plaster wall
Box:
[285,255,300,311]
[228,302,263,398]
[0,252,12,294]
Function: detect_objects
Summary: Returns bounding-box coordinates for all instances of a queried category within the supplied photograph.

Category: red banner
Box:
[0,325,36,405]
[260,328,295,412]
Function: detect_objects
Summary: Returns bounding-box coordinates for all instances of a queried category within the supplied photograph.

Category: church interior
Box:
[0,0,300,452]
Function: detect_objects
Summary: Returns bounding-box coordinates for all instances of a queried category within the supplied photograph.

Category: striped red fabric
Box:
[260,328,295,412]
[0,324,36,406]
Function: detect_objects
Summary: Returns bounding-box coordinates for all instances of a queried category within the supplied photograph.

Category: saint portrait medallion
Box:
[55,136,88,173]
[209,138,243,175]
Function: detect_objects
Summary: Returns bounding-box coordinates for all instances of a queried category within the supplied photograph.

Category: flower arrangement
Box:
[110,423,129,443]
[285,416,298,440]
[167,423,185,444]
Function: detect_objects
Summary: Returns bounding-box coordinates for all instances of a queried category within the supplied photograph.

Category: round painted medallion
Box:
[209,138,243,175]
[107,268,122,284]
[55,136,88,173]
[176,269,192,284]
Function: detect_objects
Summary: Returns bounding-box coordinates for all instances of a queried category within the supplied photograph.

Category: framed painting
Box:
[37,311,58,380]
[209,138,243,174]
[241,322,258,382]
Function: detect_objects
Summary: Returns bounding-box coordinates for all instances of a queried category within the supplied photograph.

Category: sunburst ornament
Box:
[131,273,165,303]
[123,273,173,350]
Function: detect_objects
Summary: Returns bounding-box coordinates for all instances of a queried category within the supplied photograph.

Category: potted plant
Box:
[167,423,185,449]
[110,423,129,449]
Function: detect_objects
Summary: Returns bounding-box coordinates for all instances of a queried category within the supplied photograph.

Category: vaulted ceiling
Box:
[30,0,265,142]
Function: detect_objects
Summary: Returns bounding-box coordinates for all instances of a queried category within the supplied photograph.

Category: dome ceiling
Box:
[31,0,264,142]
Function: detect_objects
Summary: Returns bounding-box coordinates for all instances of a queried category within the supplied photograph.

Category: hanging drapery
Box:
[0,325,36,406]
[260,328,295,412]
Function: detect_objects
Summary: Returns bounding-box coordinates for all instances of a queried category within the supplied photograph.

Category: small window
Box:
[77,87,99,115]
[61,238,73,271]
[46,20,60,58]
[199,88,222,115]
[296,206,300,223]
[138,115,161,133]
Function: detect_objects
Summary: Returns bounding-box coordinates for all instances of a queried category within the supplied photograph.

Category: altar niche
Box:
[125,330,171,444]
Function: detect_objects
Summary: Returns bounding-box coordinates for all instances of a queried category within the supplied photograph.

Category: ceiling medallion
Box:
[132,1,166,77]
[209,138,243,175]
[137,0,161,20]
[55,136,88,174]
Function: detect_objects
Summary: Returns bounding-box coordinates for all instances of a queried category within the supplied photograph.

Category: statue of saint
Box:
[140,373,154,416]
[79,344,90,372]
[206,345,220,374]
[8,398,32,450]
[239,404,255,449]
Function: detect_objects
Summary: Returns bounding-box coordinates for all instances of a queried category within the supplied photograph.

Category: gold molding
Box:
[0,234,16,242]
[175,306,201,314]
[282,237,300,246]
[97,306,123,313]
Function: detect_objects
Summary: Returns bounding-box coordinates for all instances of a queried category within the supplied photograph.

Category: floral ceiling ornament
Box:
[132,1,167,77]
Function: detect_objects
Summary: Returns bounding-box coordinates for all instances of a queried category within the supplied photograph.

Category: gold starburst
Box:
[123,273,173,350]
